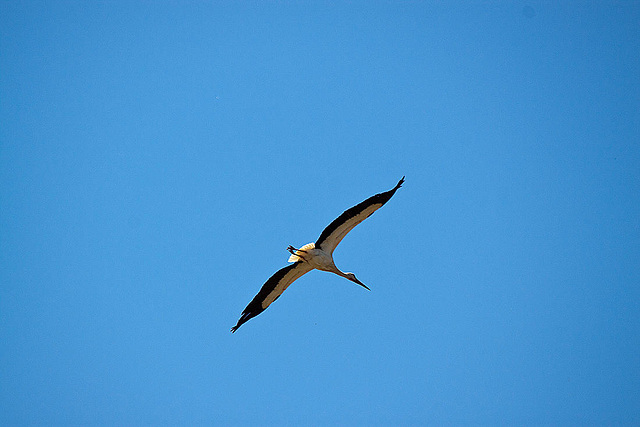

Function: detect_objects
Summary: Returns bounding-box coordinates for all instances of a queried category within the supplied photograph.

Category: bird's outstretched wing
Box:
[231,261,313,333]
[315,177,404,254]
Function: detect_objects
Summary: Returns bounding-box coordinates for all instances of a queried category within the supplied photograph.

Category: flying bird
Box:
[230,177,404,333]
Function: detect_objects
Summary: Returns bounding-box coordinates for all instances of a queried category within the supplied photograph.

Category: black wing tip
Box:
[230,319,244,333]
[230,309,256,333]
[394,176,405,190]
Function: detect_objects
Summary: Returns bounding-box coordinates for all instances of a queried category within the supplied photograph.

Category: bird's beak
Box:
[351,277,370,291]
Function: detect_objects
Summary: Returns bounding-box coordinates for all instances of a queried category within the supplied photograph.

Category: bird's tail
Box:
[287,242,315,263]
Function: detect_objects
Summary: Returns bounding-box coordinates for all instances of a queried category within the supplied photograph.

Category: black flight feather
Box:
[315,176,404,251]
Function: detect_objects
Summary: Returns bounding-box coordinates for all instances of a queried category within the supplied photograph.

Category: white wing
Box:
[315,177,404,254]
[231,261,313,333]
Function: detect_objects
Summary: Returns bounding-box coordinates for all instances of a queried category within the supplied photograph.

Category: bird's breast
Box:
[306,249,335,271]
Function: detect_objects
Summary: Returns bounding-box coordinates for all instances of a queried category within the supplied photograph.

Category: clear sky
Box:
[1,1,639,425]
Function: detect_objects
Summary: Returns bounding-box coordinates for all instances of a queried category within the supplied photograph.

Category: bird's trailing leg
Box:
[287,245,307,255]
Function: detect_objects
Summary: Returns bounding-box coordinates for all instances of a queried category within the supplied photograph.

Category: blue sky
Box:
[1,1,639,425]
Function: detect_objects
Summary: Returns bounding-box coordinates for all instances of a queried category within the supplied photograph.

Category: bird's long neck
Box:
[339,270,351,279]
[331,265,349,278]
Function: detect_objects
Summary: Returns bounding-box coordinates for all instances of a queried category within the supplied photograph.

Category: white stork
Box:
[230,177,404,333]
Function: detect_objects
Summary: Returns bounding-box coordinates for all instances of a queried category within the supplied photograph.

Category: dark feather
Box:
[315,177,404,251]
[231,262,307,333]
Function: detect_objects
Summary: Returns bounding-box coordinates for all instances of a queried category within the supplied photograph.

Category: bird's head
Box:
[345,273,370,291]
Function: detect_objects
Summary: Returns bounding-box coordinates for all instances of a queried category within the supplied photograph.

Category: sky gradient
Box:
[1,1,639,425]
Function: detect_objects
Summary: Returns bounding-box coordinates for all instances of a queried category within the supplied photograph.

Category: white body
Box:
[288,243,336,271]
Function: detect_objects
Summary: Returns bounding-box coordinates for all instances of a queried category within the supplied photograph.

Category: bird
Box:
[230,176,404,333]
